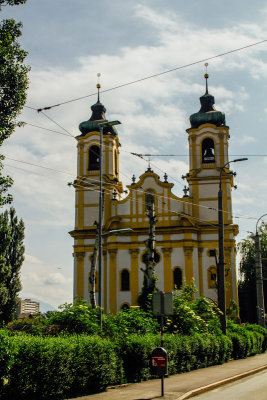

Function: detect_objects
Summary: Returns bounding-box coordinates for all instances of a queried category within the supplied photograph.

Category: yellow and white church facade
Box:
[70,75,238,313]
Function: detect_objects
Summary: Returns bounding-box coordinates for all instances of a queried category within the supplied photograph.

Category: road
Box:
[193,370,267,400]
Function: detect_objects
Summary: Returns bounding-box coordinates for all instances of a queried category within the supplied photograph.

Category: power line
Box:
[3,155,259,221]
[4,162,253,236]
[19,121,74,138]
[131,153,267,157]
[24,105,75,138]
[4,156,74,176]
[39,111,75,138]
[29,39,267,112]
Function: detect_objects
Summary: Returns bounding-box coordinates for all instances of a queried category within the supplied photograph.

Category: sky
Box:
[1,0,267,310]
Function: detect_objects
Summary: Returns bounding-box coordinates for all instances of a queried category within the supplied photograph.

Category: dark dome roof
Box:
[78,99,117,136]
[189,78,225,129]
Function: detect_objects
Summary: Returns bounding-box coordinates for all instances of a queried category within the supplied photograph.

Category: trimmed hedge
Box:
[0,325,266,399]
[0,329,13,389]
[2,335,123,400]
[245,323,267,352]
[227,321,265,359]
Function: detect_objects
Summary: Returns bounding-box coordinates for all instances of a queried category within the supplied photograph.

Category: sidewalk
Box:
[66,352,267,400]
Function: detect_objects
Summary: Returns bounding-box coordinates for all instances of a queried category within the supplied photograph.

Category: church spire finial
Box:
[204,63,209,94]
[96,72,101,102]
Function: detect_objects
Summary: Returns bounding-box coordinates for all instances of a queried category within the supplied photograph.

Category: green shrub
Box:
[116,333,157,382]
[4,334,123,400]
[227,321,264,359]
[46,300,101,335]
[103,308,159,338]
[163,333,231,375]
[167,284,221,335]
[2,325,264,399]
[115,332,233,383]
[7,315,48,336]
[245,323,267,352]
[0,329,13,390]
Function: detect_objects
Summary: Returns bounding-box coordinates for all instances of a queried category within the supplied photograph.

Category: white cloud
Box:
[24,253,42,265]
[241,136,256,143]
[44,273,67,285]
[2,2,267,306]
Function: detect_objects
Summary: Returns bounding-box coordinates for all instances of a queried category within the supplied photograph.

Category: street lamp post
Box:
[254,214,267,327]
[218,158,247,334]
[98,120,121,328]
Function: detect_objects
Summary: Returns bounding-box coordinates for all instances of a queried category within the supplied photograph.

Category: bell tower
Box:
[186,69,238,305]
[70,80,123,302]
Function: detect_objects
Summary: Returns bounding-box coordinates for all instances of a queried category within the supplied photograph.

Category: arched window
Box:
[88,145,100,170]
[121,269,130,291]
[207,266,217,288]
[202,138,215,164]
[173,267,182,290]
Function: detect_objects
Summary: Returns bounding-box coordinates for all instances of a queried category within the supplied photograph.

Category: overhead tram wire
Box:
[19,122,74,138]
[3,157,259,222]
[5,162,252,235]
[72,179,249,232]
[30,39,267,112]
[24,105,75,138]
[39,111,75,138]
[129,153,267,157]
[18,115,266,157]
[5,165,253,236]
[78,173,257,222]
[130,152,185,187]
[14,117,267,158]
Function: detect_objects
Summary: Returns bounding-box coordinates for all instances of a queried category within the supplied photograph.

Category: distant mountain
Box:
[31,298,57,313]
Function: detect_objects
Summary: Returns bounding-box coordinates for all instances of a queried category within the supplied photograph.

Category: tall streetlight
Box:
[254,213,267,326]
[98,120,121,328]
[218,158,248,334]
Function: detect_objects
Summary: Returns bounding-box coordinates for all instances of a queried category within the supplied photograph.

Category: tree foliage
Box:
[238,223,267,323]
[0,16,29,205]
[0,207,25,324]
[0,18,29,144]
[0,0,26,8]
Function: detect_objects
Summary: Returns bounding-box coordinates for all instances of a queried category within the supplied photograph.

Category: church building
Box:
[69,73,238,313]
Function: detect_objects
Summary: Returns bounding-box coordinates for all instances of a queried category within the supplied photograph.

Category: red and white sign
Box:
[152,356,166,367]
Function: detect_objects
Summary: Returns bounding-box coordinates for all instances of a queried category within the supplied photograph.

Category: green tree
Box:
[238,223,267,323]
[0,207,25,324]
[0,12,29,205]
[0,1,26,6]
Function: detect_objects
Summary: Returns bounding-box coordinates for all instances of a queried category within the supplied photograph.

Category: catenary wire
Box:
[19,121,75,138]
[29,39,267,112]
[3,156,259,221]
[16,119,266,159]
[39,111,75,138]
[4,161,256,235]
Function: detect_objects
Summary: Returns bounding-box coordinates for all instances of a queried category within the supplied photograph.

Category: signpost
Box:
[152,292,173,397]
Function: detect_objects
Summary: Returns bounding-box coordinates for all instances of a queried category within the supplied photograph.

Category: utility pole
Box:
[254,214,267,327]
[140,192,157,308]
[146,192,157,285]
[218,179,227,335]
[98,119,121,328]
[218,158,247,334]
[89,222,99,309]
[145,192,157,287]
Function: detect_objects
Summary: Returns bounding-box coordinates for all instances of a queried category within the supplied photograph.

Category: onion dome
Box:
[78,80,118,136]
[189,72,225,129]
